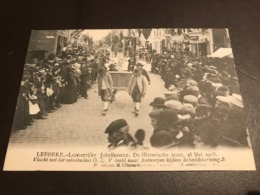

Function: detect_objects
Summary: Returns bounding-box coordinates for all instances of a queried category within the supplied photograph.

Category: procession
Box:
[9,29,251,150]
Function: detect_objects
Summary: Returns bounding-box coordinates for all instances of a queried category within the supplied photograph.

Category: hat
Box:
[183,95,198,107]
[22,74,30,81]
[218,86,229,92]
[213,86,229,97]
[150,130,172,148]
[136,63,143,67]
[199,81,214,93]
[230,94,243,108]
[36,69,46,75]
[157,109,181,130]
[215,96,232,107]
[55,57,62,61]
[165,94,179,101]
[74,63,81,68]
[52,76,62,81]
[209,65,217,70]
[187,62,193,67]
[105,119,128,134]
[164,91,178,98]
[150,97,166,107]
[207,74,220,83]
[24,63,36,70]
[216,94,243,108]
[207,73,218,78]
[164,100,183,111]
[198,97,210,105]
[149,110,162,119]
[184,86,200,97]
[25,63,32,67]
[168,84,177,91]
[180,103,196,115]
[186,79,198,87]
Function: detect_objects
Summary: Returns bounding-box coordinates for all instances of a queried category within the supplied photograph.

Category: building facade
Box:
[27,30,75,61]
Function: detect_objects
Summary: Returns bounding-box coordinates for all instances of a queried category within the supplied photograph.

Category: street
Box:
[9,68,166,148]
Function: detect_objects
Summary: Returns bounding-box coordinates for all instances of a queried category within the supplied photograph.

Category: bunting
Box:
[142,29,152,40]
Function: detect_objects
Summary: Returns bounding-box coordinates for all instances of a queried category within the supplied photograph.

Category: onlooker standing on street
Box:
[32,69,47,119]
[13,75,31,130]
[90,59,98,84]
[128,69,148,116]
[65,65,78,104]
[97,66,113,116]
[80,64,91,99]
[127,57,136,72]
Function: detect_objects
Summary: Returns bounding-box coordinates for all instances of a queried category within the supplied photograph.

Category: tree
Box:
[103,32,112,46]
[89,37,93,45]
[83,36,89,43]
[112,35,119,44]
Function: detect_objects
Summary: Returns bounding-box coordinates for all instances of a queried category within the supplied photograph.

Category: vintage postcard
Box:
[3,28,255,171]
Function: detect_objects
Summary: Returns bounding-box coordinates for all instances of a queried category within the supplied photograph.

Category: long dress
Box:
[65,71,78,104]
[13,84,30,130]
[80,68,91,98]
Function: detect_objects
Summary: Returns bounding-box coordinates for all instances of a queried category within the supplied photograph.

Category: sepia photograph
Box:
[3,28,256,171]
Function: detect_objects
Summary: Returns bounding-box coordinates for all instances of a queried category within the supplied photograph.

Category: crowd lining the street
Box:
[105,48,250,150]
[13,45,250,150]
[13,47,110,130]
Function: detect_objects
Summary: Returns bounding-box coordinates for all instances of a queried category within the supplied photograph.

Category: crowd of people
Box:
[13,43,250,150]
[104,48,250,150]
[13,46,111,131]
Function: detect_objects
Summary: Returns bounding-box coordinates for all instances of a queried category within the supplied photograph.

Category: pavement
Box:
[8,63,167,148]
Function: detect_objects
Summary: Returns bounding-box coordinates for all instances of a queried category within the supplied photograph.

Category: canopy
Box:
[207,48,233,58]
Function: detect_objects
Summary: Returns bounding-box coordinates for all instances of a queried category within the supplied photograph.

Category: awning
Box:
[207,48,233,58]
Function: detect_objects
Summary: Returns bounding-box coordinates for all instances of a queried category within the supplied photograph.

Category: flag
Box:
[142,29,152,40]
[169,28,176,35]
[177,28,182,35]
[137,29,142,37]
[119,32,124,40]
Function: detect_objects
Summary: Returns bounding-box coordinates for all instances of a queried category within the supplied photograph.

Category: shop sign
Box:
[189,36,199,41]
[46,36,55,39]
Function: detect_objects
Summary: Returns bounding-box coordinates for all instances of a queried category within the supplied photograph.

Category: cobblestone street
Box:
[8,68,166,148]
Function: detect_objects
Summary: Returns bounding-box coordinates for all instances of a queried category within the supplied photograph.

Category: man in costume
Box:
[97,67,113,116]
[128,69,148,116]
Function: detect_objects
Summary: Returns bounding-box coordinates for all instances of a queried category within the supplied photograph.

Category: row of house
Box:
[26,30,82,61]
[26,29,231,61]
[111,28,231,57]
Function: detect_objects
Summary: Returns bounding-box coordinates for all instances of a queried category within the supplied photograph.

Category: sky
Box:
[82,30,111,41]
